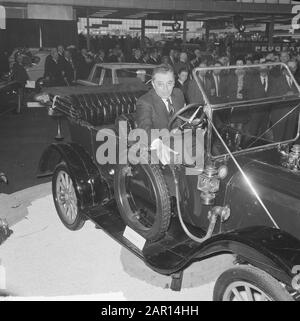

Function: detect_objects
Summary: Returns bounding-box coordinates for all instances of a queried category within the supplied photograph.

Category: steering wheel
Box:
[168,103,206,131]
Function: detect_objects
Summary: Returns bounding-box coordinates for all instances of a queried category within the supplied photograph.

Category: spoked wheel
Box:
[213,266,293,301]
[114,164,171,242]
[52,163,85,230]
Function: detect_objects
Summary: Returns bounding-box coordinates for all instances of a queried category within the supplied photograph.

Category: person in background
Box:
[270,60,299,141]
[142,51,150,64]
[57,45,65,64]
[77,48,94,79]
[174,52,190,75]
[61,49,76,85]
[10,53,29,113]
[244,63,275,136]
[0,50,9,78]
[160,55,171,65]
[209,61,227,103]
[175,67,189,103]
[190,49,202,68]
[95,49,105,64]
[168,49,177,67]
[44,48,64,86]
[131,49,143,63]
[148,48,160,64]
[187,62,212,104]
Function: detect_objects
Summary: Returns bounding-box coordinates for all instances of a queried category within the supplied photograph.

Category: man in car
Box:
[136,64,204,168]
[136,64,184,139]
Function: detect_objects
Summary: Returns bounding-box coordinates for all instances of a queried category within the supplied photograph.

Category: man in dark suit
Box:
[175,67,189,103]
[136,64,184,138]
[270,61,299,141]
[222,59,250,126]
[208,61,227,103]
[243,64,276,136]
[136,64,193,165]
[61,49,76,85]
[148,48,160,65]
[44,48,64,86]
[186,62,212,104]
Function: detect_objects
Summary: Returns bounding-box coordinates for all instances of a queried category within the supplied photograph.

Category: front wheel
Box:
[52,163,85,231]
[213,265,293,301]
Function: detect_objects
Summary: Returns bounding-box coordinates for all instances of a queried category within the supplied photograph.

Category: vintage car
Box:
[38,62,300,301]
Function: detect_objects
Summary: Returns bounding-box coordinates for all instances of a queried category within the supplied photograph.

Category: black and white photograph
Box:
[1,0,300,303]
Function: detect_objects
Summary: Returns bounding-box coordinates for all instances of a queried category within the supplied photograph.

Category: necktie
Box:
[215,76,219,96]
[262,77,266,91]
[166,98,175,116]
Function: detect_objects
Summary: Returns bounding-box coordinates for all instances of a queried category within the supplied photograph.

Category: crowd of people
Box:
[2,36,300,113]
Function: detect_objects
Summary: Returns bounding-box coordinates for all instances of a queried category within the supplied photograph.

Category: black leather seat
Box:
[67,90,145,127]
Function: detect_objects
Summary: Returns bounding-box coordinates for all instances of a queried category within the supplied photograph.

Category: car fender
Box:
[37,142,110,210]
[145,226,300,288]
[192,226,300,287]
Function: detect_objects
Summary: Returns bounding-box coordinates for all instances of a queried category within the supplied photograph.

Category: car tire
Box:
[52,163,85,231]
[114,164,171,242]
[213,265,293,301]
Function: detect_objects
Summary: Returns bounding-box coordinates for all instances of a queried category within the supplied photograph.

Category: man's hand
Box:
[150,139,179,165]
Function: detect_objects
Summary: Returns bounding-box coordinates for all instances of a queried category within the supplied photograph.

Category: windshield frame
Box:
[192,62,300,160]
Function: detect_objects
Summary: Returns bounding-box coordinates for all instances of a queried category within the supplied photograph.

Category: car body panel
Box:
[38,142,110,210]
[81,63,156,86]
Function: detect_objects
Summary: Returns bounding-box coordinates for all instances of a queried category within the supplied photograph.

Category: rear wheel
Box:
[114,164,171,242]
[52,163,85,230]
[213,265,293,301]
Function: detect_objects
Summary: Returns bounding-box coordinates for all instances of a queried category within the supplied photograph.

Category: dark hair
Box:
[177,67,189,75]
[152,64,174,80]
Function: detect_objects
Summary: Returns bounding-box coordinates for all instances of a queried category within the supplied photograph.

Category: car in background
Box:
[76,62,156,87]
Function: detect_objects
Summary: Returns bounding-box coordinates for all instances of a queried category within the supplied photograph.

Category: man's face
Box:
[180,52,187,62]
[135,50,141,58]
[199,63,207,77]
[288,61,297,75]
[194,49,201,58]
[235,60,245,76]
[280,52,290,64]
[178,70,188,83]
[259,67,268,77]
[58,46,64,54]
[51,49,58,60]
[213,63,222,75]
[64,50,71,59]
[152,71,175,99]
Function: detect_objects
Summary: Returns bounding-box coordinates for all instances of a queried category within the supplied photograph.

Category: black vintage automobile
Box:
[38,63,300,301]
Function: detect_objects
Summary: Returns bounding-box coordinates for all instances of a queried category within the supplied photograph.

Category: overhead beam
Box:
[4,0,294,15]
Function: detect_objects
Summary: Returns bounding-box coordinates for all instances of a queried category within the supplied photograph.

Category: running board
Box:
[86,202,206,277]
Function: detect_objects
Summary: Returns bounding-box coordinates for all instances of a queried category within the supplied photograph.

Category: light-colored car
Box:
[76,62,156,87]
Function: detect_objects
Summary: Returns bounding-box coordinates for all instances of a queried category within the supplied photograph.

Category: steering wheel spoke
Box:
[168,103,205,132]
